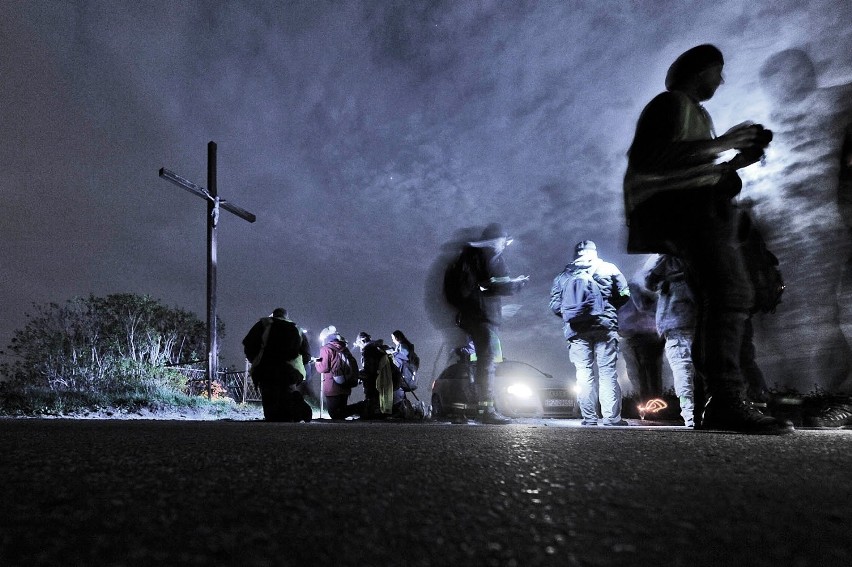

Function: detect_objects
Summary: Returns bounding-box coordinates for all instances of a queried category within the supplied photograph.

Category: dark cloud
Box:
[2,1,851,391]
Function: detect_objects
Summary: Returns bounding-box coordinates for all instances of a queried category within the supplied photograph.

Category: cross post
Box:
[159,141,256,398]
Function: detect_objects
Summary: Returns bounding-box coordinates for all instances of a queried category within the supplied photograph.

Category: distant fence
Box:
[174,366,261,403]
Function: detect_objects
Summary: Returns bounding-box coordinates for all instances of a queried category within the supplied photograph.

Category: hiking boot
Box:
[479,407,513,425]
[804,402,852,428]
[701,397,794,435]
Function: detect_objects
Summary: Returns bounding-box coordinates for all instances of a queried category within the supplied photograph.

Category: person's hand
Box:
[720,122,772,153]
[726,150,763,170]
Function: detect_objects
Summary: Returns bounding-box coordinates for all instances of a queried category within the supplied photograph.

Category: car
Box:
[430,360,578,419]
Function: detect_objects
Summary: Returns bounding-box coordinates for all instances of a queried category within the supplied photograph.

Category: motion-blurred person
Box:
[443,223,529,424]
[624,44,791,434]
[618,278,664,405]
[759,48,852,427]
[550,241,631,426]
[243,308,312,422]
[314,326,360,421]
[645,255,698,428]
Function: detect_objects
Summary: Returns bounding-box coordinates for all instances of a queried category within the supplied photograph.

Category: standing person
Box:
[443,223,529,424]
[314,326,360,421]
[391,330,420,392]
[623,44,791,434]
[618,279,664,405]
[550,241,631,426]
[353,332,397,419]
[243,308,312,422]
[645,254,698,428]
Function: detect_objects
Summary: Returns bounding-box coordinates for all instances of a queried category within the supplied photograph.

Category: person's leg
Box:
[665,330,696,427]
[569,337,598,424]
[686,235,792,433]
[597,333,624,425]
[467,322,509,423]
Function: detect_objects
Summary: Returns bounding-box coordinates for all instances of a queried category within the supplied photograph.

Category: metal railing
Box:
[175,366,261,403]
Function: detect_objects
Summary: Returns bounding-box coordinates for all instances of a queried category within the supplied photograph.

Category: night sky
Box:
[2,1,851,391]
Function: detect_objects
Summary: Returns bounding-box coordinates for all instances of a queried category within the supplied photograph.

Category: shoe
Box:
[701,397,794,435]
[603,419,629,427]
[580,418,598,426]
[479,408,513,425]
[804,403,852,428]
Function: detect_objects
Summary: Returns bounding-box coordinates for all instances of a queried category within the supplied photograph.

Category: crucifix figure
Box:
[159,141,256,398]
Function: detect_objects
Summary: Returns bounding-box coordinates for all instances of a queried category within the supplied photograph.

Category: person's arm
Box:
[314,345,333,374]
[549,272,565,317]
[609,269,631,310]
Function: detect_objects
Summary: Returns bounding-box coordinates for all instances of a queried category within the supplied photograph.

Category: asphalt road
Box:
[1,418,850,567]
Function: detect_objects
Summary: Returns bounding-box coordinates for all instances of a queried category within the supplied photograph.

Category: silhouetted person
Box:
[550,241,630,426]
[444,223,528,424]
[624,44,791,433]
[243,308,312,422]
[353,331,397,419]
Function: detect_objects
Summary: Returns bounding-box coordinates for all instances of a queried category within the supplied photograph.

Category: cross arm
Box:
[159,168,256,223]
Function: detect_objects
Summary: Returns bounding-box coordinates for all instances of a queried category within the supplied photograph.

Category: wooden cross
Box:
[159,141,256,398]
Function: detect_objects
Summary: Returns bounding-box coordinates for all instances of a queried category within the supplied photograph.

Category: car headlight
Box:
[506,383,534,399]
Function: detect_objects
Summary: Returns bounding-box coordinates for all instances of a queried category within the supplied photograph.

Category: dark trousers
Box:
[462,320,502,403]
[325,394,356,420]
[678,223,754,402]
[622,333,665,401]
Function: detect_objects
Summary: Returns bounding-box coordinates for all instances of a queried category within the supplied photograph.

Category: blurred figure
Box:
[618,278,664,404]
[243,308,312,422]
[443,223,529,424]
[314,326,360,421]
[645,255,698,427]
[550,241,630,426]
[757,48,852,426]
[623,44,791,434]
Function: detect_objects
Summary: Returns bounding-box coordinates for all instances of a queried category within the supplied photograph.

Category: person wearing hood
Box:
[550,241,630,426]
[446,223,529,424]
[314,325,360,421]
[243,308,312,422]
[353,331,397,419]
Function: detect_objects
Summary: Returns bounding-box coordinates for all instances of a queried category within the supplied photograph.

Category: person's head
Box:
[271,307,288,319]
[759,48,818,105]
[391,330,409,346]
[479,223,513,254]
[354,331,371,349]
[574,240,598,262]
[666,44,725,101]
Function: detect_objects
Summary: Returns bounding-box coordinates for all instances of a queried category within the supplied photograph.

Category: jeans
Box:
[664,329,696,426]
[569,332,622,423]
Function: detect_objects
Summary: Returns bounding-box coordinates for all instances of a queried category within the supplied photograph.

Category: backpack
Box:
[331,347,360,388]
[739,210,785,314]
[558,267,606,326]
[443,252,473,309]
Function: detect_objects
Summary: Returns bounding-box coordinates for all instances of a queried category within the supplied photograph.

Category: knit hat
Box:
[574,240,597,258]
[665,44,724,90]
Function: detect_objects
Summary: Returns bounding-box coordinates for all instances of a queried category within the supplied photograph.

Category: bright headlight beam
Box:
[506,383,534,399]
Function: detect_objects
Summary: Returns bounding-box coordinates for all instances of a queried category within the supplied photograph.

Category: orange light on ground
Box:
[637,398,668,420]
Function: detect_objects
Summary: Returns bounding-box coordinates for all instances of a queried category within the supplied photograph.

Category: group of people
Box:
[243,43,852,434]
[243,313,420,422]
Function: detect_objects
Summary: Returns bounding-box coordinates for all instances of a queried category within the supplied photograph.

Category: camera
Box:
[751,123,773,149]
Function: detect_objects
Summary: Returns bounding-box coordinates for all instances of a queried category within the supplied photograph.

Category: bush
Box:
[0,293,235,415]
